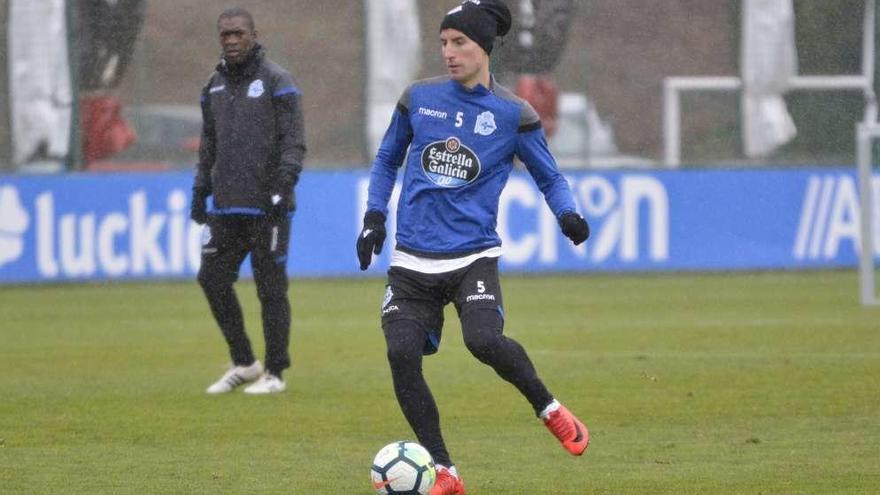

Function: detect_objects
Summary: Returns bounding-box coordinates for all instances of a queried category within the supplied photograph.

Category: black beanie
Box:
[440,0,512,55]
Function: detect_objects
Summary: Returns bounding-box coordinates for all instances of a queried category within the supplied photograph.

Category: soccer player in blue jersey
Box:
[357,2,590,493]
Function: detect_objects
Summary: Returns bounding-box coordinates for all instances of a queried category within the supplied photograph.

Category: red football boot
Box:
[429,466,466,495]
[543,403,590,456]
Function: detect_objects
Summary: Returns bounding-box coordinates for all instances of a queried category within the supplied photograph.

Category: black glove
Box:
[267,191,294,221]
[190,187,209,225]
[559,212,590,246]
[356,211,386,270]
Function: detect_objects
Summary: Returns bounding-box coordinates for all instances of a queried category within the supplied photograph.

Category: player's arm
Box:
[271,72,306,215]
[358,91,414,270]
[514,102,589,245]
[191,83,216,224]
[366,99,414,215]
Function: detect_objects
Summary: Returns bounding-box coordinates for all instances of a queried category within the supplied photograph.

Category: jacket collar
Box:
[217,44,265,80]
[450,73,495,96]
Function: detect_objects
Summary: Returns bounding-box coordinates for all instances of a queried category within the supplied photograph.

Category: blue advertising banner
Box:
[0,168,877,284]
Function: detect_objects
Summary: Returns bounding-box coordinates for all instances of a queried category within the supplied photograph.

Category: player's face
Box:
[217,16,257,65]
[441,29,489,88]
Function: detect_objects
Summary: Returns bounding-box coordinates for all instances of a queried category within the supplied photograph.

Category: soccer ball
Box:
[370,441,436,494]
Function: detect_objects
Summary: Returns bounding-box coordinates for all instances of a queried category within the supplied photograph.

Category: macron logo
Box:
[418,107,448,120]
[0,185,29,268]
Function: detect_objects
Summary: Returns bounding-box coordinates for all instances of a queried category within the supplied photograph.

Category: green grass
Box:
[1,271,878,494]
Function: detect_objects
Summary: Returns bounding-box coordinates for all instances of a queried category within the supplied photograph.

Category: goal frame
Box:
[857,123,879,306]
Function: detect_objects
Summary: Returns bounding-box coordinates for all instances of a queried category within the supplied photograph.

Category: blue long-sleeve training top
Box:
[367,75,577,257]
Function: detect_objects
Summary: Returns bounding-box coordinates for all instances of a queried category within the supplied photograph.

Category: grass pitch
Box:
[1,271,878,494]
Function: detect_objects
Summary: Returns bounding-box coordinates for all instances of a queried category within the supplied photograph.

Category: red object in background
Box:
[514,74,560,138]
[81,95,137,164]
[182,136,201,153]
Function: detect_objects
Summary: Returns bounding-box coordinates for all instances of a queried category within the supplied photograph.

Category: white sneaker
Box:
[243,372,286,394]
[206,360,263,394]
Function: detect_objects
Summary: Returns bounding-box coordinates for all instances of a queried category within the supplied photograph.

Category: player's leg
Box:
[198,216,262,392]
[249,215,292,389]
[455,257,589,455]
[198,216,253,364]
[455,257,553,412]
[381,267,453,468]
[383,319,452,463]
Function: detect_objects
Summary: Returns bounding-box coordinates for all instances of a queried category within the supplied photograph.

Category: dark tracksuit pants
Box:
[197,214,292,375]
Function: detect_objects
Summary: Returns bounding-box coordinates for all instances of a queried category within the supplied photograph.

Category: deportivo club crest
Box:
[474,111,496,136]
[247,79,264,98]
[421,137,481,188]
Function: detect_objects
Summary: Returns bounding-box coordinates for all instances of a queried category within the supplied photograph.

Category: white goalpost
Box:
[857,0,879,307]
[662,0,880,306]
[663,1,877,168]
[856,123,879,306]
